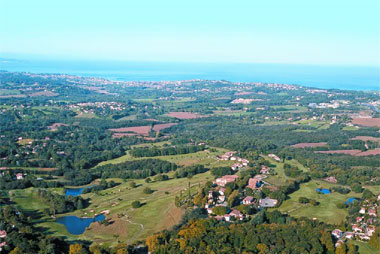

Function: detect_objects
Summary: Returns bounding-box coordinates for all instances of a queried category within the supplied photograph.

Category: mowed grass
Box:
[277,180,362,224]
[10,171,213,246]
[263,156,309,186]
[348,240,378,254]
[96,146,233,168]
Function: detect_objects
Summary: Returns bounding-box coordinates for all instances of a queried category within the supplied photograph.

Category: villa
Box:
[214,175,239,187]
[242,196,255,205]
[332,229,343,239]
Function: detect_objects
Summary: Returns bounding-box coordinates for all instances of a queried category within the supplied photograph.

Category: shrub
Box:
[143,187,153,194]
[129,181,137,188]
[298,197,310,204]
[132,200,141,208]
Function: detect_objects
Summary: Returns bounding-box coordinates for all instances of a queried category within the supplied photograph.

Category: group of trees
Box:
[174,165,208,178]
[94,159,177,179]
[130,144,205,157]
[145,211,357,254]
[0,174,62,190]
[36,189,87,215]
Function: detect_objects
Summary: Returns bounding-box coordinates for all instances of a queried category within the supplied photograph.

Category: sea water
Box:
[1,59,379,91]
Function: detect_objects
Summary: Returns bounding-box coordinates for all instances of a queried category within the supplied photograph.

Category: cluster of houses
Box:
[332,195,379,245]
[218,151,250,171]
[0,230,6,251]
[0,169,25,180]
[200,172,278,222]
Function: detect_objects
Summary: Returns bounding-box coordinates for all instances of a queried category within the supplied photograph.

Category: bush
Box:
[132,200,141,208]
[143,187,153,194]
[129,181,137,188]
[336,203,347,209]
[298,197,310,204]
[212,206,228,215]
[310,199,319,206]
[154,174,169,181]
[352,184,363,193]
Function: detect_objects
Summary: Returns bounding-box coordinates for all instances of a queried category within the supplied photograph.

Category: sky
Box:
[1,0,380,66]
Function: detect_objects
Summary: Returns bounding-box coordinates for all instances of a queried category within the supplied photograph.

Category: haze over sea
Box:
[1,59,379,91]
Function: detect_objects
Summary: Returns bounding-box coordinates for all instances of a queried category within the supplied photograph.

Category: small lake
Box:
[56,214,105,235]
[65,186,93,197]
[346,197,359,205]
[316,188,331,194]
[65,188,84,197]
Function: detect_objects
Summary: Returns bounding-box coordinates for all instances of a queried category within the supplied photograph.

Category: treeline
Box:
[0,206,70,253]
[145,210,358,254]
[36,189,87,215]
[174,165,208,178]
[93,159,177,179]
[130,144,205,157]
[0,175,62,190]
[82,179,118,194]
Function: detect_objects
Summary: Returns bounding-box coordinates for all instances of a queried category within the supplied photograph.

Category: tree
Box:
[129,181,137,188]
[212,206,227,215]
[320,231,335,253]
[69,244,87,254]
[10,247,23,254]
[143,187,153,194]
[335,243,346,254]
[347,243,357,254]
[369,227,380,250]
[256,243,269,254]
[352,184,363,193]
[132,200,141,208]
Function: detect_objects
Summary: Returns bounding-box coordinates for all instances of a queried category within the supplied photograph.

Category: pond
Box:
[316,188,331,194]
[65,188,84,197]
[56,214,105,235]
[346,197,359,205]
[65,186,93,197]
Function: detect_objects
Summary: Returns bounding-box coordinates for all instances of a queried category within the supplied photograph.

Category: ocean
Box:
[1,59,379,91]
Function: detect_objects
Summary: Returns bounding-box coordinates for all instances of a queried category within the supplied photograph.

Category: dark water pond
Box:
[56,214,105,235]
[316,188,331,194]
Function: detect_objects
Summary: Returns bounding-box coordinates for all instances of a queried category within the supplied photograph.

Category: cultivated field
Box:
[291,142,328,148]
[166,112,206,119]
[350,136,380,142]
[315,149,380,156]
[352,117,380,127]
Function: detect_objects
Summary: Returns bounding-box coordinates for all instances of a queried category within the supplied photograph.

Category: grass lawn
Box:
[262,156,309,186]
[10,172,213,246]
[96,146,233,168]
[277,180,362,224]
[348,240,378,254]
[342,126,360,131]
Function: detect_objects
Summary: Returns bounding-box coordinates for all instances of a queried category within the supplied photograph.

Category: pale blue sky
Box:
[1,0,380,65]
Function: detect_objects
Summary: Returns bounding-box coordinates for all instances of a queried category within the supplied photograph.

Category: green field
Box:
[349,240,378,254]
[263,156,309,186]
[96,146,233,168]
[11,171,213,246]
[277,180,361,224]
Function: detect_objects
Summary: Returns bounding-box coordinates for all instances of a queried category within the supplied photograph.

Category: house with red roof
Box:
[242,196,255,205]
[214,175,239,187]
